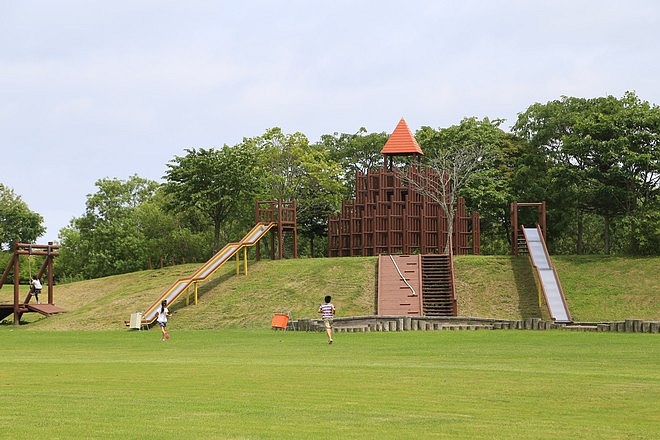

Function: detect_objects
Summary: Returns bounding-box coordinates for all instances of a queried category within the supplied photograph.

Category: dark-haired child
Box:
[156,300,172,342]
[318,295,335,344]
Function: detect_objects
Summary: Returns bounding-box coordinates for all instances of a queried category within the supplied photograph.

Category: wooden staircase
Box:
[377,255,423,316]
[377,254,457,317]
[421,255,456,316]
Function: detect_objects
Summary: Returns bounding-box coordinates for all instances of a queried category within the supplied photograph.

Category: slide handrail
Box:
[388,255,417,296]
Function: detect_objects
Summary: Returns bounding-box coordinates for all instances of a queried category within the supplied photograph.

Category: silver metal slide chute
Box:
[522,226,572,323]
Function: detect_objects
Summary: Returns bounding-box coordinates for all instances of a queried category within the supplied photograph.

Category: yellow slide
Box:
[127,222,276,328]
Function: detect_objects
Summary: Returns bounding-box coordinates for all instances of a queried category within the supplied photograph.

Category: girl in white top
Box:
[30,276,42,304]
[156,300,172,342]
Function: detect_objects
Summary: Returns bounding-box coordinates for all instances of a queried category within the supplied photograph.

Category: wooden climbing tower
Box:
[328,118,480,257]
[330,118,478,318]
[255,200,298,260]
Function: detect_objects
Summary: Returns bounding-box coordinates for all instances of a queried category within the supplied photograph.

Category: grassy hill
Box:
[1,255,658,330]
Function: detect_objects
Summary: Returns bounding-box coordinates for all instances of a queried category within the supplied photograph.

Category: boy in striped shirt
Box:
[318,295,336,344]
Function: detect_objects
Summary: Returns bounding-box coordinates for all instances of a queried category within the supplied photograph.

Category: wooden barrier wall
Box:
[328,168,480,257]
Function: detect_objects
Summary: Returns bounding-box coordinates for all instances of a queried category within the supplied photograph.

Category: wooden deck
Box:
[0,303,67,321]
[26,303,67,315]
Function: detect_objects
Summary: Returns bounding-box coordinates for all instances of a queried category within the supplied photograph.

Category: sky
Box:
[2,0,659,242]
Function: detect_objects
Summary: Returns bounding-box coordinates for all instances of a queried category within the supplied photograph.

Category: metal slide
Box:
[131,222,276,327]
[522,226,572,323]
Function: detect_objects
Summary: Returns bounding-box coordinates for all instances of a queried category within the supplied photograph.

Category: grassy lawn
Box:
[1,329,658,439]
[2,255,657,329]
[553,255,660,321]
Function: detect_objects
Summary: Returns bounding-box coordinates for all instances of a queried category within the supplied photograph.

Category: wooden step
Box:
[421,254,456,317]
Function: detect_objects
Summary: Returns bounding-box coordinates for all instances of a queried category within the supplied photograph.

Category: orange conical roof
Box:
[380,118,424,156]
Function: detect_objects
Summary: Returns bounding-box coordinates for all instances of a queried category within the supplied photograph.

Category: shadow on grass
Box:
[168,269,238,313]
[510,256,543,319]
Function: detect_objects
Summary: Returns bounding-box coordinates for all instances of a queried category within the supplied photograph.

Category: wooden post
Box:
[13,252,20,325]
[291,199,298,258]
[255,200,262,261]
[539,201,547,241]
[47,242,55,305]
[243,247,248,275]
[510,202,546,255]
[472,211,480,255]
[511,202,519,255]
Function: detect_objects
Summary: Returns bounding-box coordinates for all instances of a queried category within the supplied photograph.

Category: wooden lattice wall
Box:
[328,167,480,257]
[255,200,298,259]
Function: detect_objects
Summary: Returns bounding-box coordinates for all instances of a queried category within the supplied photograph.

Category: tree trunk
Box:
[213,221,221,253]
[629,215,640,254]
[442,204,455,255]
[445,221,453,254]
[576,212,584,254]
[603,214,611,255]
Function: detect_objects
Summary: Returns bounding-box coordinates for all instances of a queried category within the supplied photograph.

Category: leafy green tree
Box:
[412,118,504,254]
[320,128,388,198]
[243,128,344,257]
[136,188,213,266]
[623,195,660,255]
[59,180,215,281]
[54,226,84,282]
[58,175,159,279]
[514,92,660,254]
[0,183,45,249]
[297,143,345,257]
[163,144,261,252]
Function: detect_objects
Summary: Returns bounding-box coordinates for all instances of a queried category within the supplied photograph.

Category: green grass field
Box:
[1,255,658,438]
[1,329,658,439]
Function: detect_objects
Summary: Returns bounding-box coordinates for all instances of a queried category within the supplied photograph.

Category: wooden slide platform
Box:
[0,302,66,321]
[26,303,67,316]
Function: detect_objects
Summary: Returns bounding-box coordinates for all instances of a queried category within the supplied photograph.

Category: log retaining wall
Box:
[288,316,660,334]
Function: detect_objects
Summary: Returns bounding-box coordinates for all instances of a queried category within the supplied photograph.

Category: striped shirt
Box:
[319,303,335,319]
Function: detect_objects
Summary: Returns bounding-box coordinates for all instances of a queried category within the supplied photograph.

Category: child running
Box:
[156,300,172,342]
[318,295,336,344]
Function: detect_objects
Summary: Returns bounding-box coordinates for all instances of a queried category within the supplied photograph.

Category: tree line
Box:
[1,92,658,281]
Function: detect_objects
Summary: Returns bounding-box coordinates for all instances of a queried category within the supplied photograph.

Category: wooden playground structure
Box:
[328,167,480,257]
[510,201,547,255]
[255,199,298,259]
[127,199,298,329]
[327,118,479,318]
[328,118,480,257]
[0,241,65,325]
